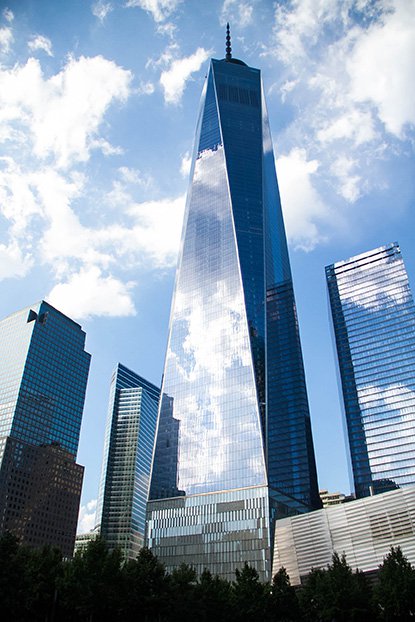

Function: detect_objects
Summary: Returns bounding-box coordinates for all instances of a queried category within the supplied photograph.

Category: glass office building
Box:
[326,243,415,498]
[96,363,159,559]
[147,37,320,581]
[0,300,90,554]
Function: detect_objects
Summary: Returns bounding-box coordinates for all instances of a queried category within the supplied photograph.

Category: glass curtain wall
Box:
[326,243,415,498]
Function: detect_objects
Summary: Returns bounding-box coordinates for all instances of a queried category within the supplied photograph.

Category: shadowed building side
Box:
[0,300,90,555]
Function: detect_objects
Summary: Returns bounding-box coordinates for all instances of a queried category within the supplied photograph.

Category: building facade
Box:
[326,243,415,498]
[273,485,415,585]
[0,301,90,555]
[147,36,320,581]
[74,526,100,556]
[96,363,159,559]
[319,489,353,508]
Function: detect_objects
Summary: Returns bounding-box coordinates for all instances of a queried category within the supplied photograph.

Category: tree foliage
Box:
[269,566,300,621]
[374,546,415,621]
[0,534,413,622]
[300,552,373,621]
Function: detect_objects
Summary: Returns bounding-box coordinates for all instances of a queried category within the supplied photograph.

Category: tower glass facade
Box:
[96,364,159,559]
[326,243,415,498]
[0,301,90,554]
[147,52,320,580]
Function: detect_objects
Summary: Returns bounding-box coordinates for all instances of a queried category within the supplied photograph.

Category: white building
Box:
[273,485,415,585]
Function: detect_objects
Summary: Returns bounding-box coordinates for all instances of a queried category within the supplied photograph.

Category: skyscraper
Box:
[326,242,415,498]
[0,300,90,555]
[96,363,159,559]
[147,31,320,580]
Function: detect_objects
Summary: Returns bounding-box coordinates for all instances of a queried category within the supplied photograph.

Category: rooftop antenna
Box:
[226,22,232,61]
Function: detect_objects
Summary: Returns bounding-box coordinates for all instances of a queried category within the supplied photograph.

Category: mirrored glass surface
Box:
[327,243,415,497]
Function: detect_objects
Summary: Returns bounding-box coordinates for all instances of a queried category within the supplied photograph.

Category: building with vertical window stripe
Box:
[96,363,159,559]
[326,243,415,498]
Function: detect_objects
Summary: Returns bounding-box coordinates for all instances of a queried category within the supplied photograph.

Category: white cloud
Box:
[273,0,349,66]
[125,194,185,267]
[48,266,136,320]
[347,0,415,137]
[0,55,132,168]
[156,21,176,38]
[32,168,104,273]
[125,0,182,23]
[276,148,329,251]
[316,109,376,146]
[0,45,186,319]
[0,241,33,280]
[3,8,14,22]
[92,1,113,21]
[28,34,53,57]
[279,79,298,102]
[77,499,97,534]
[267,0,414,231]
[180,151,191,177]
[220,0,253,28]
[0,27,13,53]
[137,80,155,95]
[1,158,184,317]
[90,137,123,156]
[330,156,361,202]
[118,165,152,187]
[160,47,210,105]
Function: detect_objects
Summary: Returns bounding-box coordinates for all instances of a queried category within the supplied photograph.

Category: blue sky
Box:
[0,0,414,533]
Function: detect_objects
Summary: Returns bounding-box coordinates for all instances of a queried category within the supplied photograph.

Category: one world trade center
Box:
[147,28,320,581]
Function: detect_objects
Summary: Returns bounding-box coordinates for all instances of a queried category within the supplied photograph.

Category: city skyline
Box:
[0,1,413,533]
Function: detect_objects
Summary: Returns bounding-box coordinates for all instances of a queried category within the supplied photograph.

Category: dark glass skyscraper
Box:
[0,301,90,555]
[147,38,320,580]
[96,363,159,559]
[326,243,415,498]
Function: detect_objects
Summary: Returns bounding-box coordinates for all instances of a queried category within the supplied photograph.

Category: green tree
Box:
[195,569,232,622]
[374,546,415,621]
[231,563,270,622]
[168,563,199,622]
[268,567,300,621]
[299,553,372,621]
[58,536,123,621]
[298,566,327,621]
[0,532,32,620]
[26,545,63,622]
[120,547,169,621]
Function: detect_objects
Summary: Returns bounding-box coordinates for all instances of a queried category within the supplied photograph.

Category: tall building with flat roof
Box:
[146,30,320,581]
[96,363,159,559]
[326,243,415,498]
[0,301,90,555]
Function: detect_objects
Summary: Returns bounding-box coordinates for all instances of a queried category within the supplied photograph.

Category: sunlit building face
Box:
[326,243,415,498]
[147,50,320,581]
[96,364,160,560]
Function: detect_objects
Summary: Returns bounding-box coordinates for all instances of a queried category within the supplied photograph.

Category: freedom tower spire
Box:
[147,32,320,580]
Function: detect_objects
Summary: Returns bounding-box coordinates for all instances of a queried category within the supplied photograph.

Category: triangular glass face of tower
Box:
[148,56,320,581]
[150,68,267,499]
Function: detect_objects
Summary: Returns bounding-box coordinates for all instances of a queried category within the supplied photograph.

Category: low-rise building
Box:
[273,485,415,585]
